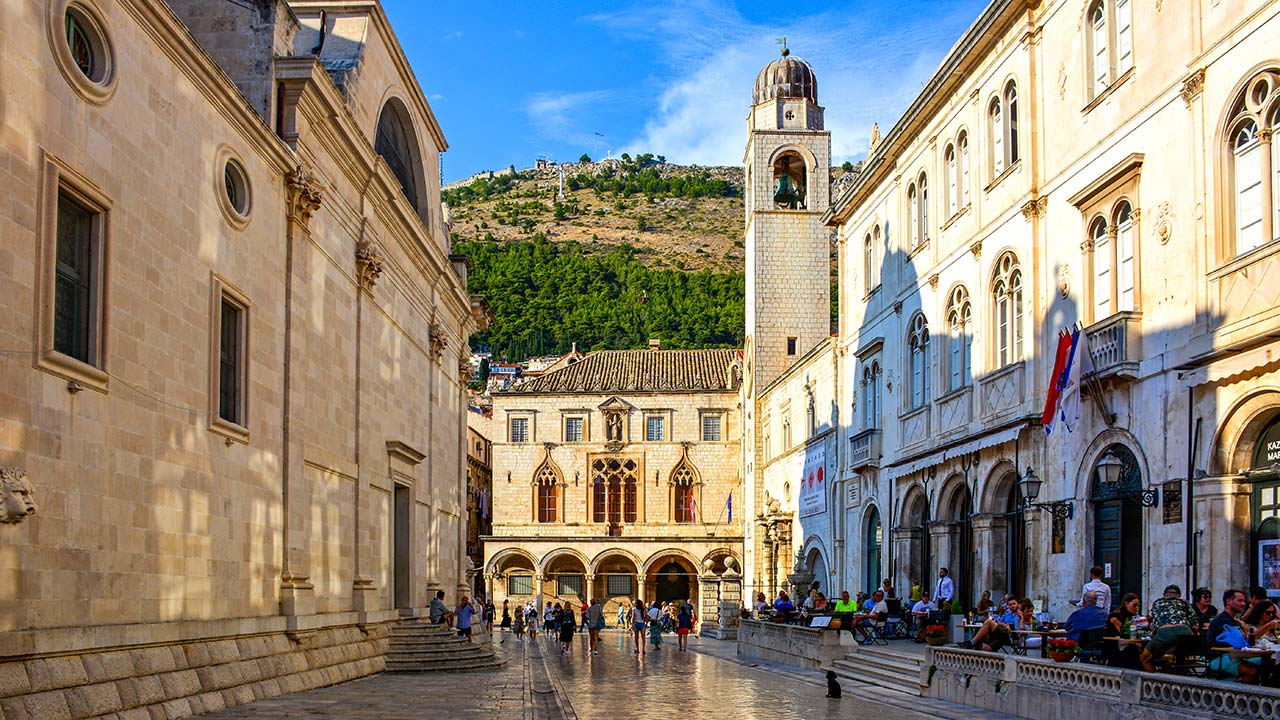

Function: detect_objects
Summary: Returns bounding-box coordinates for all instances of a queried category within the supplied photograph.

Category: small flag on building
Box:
[1042,330,1072,433]
[726,492,733,523]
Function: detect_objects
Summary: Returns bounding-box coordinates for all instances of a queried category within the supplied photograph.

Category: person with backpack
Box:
[512,605,526,643]
[584,597,605,655]
[526,603,538,640]
[559,603,576,655]
[647,600,664,650]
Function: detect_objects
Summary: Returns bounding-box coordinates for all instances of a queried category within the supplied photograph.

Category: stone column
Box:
[698,574,721,636]
[1195,475,1251,595]
[585,574,597,602]
[970,516,998,602]
[637,577,648,604]
[718,566,743,640]
[535,574,546,610]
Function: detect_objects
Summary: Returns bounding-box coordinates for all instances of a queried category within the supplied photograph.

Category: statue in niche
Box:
[605,412,624,442]
[773,153,807,209]
[0,468,36,524]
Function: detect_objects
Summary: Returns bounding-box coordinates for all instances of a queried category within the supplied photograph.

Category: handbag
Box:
[1217,625,1248,650]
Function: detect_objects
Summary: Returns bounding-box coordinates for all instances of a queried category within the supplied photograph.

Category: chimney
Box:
[649,339,661,351]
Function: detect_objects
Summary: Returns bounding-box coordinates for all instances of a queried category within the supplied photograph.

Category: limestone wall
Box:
[736,619,853,670]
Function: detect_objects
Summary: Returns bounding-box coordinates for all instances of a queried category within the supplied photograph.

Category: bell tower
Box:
[743,46,831,390]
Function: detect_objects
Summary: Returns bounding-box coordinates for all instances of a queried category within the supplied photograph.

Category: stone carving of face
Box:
[0,468,37,524]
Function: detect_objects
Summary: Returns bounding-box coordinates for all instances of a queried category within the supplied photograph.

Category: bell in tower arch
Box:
[772,152,807,210]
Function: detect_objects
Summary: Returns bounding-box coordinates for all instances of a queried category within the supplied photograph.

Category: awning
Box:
[883,424,1029,482]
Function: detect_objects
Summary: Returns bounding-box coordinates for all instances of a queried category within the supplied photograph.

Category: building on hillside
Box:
[483,345,745,628]
[521,344,585,378]
[817,0,1280,615]
[0,0,487,712]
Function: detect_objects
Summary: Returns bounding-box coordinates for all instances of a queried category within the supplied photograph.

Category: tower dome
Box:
[753,48,818,105]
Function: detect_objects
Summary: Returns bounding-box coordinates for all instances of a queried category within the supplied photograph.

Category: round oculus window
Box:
[223,160,251,218]
[64,6,108,85]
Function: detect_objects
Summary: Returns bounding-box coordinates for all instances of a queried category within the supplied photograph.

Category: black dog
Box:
[826,670,842,698]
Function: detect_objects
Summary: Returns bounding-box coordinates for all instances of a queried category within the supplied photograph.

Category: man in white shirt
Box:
[1077,565,1112,611]
[934,567,955,609]
[911,592,938,641]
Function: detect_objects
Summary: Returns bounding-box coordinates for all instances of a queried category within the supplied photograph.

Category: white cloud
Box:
[587,1,983,167]
[442,30,464,41]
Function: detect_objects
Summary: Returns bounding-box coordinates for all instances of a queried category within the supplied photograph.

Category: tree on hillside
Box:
[579,153,592,163]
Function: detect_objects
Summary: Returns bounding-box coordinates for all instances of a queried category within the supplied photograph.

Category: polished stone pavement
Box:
[197,629,1013,719]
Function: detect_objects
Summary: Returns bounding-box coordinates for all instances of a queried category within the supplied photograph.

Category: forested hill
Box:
[456,237,744,361]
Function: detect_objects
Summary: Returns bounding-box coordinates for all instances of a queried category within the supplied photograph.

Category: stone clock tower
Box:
[740,47,832,595]
[743,46,831,391]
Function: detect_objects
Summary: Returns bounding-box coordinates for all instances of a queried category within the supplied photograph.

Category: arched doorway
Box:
[1003,480,1025,598]
[864,506,882,596]
[1249,415,1280,598]
[643,553,698,606]
[898,489,930,595]
[805,547,829,596]
[939,480,973,609]
[1091,444,1144,607]
[592,552,639,615]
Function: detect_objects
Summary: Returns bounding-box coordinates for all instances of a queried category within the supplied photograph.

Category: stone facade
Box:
[483,348,744,623]
[0,0,484,716]
[780,0,1280,616]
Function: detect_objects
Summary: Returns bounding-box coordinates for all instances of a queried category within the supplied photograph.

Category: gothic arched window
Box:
[533,457,561,523]
[670,458,698,524]
[946,285,972,391]
[908,314,930,410]
[1219,68,1280,260]
[862,360,881,430]
[917,173,930,244]
[591,457,640,524]
[993,253,1024,366]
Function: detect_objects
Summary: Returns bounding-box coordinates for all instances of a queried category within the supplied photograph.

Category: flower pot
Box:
[1050,651,1076,663]
[926,636,947,647]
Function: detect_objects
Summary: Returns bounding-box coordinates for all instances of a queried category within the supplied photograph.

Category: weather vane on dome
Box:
[776,37,789,56]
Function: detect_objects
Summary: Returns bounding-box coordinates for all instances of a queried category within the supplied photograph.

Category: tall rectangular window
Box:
[646,415,665,442]
[54,193,96,364]
[564,416,584,442]
[702,414,722,442]
[218,297,246,426]
[510,417,529,443]
[1115,0,1132,74]
[787,337,798,355]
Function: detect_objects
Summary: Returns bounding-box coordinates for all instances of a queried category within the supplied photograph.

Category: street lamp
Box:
[1019,466,1074,519]
[1095,449,1158,507]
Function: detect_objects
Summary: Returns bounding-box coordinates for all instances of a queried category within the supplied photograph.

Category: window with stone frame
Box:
[701,413,723,442]
[958,131,971,207]
[944,144,958,218]
[1086,0,1133,102]
[606,574,633,597]
[508,574,534,596]
[989,81,1020,176]
[215,288,249,429]
[557,574,584,597]
[1069,153,1142,321]
[510,417,530,443]
[1220,69,1280,261]
[992,253,1025,366]
[38,156,112,393]
[591,457,639,524]
[645,415,666,442]
[534,458,561,523]
[862,360,882,430]
[670,458,698,524]
[945,285,973,392]
[564,415,584,443]
[908,313,931,410]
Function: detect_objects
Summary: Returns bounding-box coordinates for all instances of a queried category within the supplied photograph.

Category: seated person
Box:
[1207,589,1261,684]
[976,590,994,615]
[1016,598,1042,652]
[911,592,938,642]
[813,592,829,612]
[1141,585,1197,672]
[773,591,796,620]
[1065,591,1109,642]
[429,590,454,626]
[1103,593,1143,669]
[963,597,1020,652]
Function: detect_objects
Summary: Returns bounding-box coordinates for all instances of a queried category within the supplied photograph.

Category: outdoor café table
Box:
[1012,628,1067,658]
[960,623,985,643]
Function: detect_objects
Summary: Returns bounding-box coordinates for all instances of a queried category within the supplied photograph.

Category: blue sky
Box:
[385,1,990,183]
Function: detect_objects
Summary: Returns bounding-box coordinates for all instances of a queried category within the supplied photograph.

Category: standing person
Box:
[617,601,629,628]
[579,600,590,632]
[1074,565,1112,611]
[456,596,477,642]
[647,600,664,650]
[501,600,512,633]
[559,603,576,655]
[483,597,496,635]
[544,602,555,634]
[909,579,923,603]
[934,568,955,617]
[632,599,648,655]
[526,603,538,640]
[676,601,694,651]
[584,598,605,655]
[881,578,896,599]
[512,605,526,642]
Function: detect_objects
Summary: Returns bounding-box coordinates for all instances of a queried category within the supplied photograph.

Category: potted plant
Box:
[1047,638,1080,662]
[924,624,948,647]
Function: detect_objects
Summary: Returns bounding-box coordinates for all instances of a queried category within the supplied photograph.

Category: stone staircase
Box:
[825,646,926,696]
[384,620,505,672]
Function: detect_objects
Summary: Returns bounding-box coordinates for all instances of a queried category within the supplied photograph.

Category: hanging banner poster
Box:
[1260,539,1280,598]
[799,442,827,518]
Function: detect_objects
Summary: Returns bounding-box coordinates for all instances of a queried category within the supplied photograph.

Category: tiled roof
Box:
[504,349,742,394]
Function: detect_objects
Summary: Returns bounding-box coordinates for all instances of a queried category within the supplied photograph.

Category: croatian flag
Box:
[1041,330,1073,433]
[1044,328,1089,435]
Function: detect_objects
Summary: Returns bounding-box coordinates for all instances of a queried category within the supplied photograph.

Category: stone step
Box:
[386,648,493,661]
[386,640,475,652]
[830,647,925,696]
[384,657,506,673]
[390,625,455,636]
